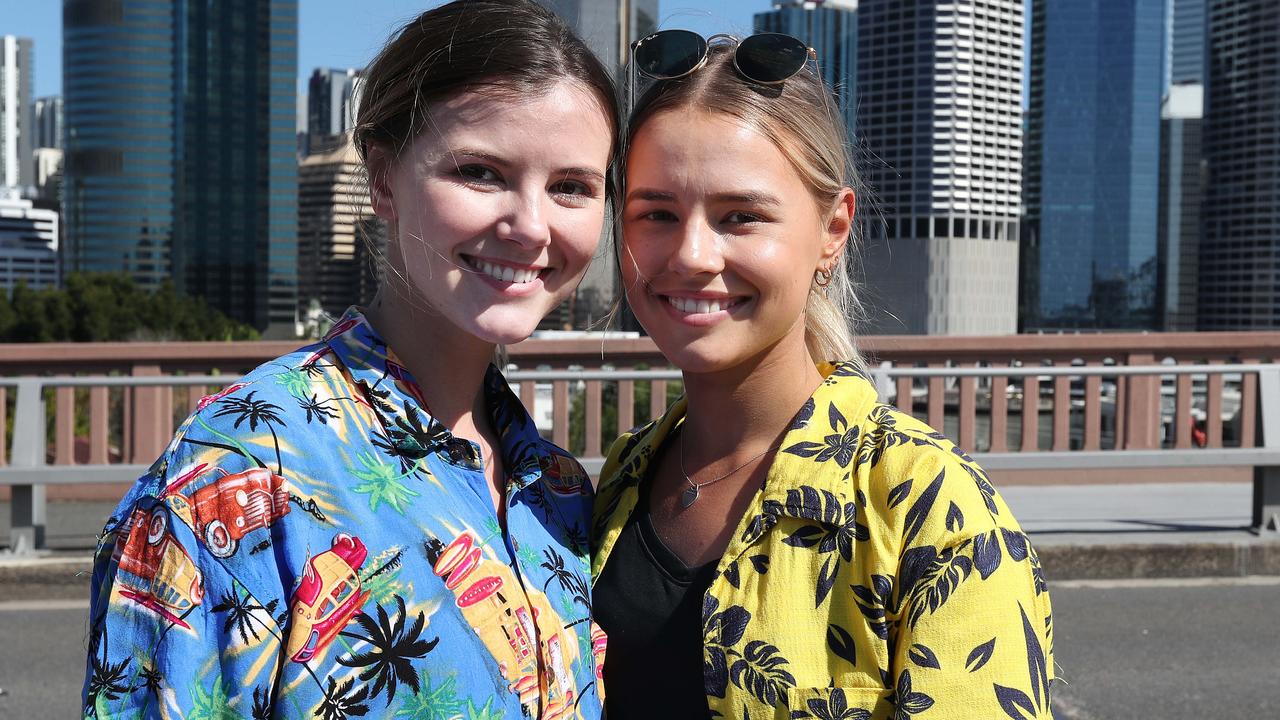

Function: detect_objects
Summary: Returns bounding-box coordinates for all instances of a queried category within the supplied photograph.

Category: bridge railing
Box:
[2,332,1278,550]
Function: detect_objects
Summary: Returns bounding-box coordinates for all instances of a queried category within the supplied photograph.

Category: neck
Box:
[363,286,495,432]
[680,331,823,465]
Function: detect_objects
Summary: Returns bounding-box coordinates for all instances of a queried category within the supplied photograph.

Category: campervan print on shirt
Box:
[83,308,603,720]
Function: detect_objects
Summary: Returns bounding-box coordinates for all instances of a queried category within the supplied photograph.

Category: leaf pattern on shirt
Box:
[595,361,1056,720]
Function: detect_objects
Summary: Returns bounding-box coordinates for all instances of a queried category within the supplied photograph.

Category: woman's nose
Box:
[496,188,551,249]
[668,220,724,276]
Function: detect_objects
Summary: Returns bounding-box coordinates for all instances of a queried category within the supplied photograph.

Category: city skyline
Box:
[6,0,763,99]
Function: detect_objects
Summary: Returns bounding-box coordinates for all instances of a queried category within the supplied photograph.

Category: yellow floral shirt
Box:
[592,362,1055,719]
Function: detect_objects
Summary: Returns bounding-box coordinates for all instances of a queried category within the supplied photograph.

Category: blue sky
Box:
[5,0,766,98]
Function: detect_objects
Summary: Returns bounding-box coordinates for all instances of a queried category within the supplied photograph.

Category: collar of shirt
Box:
[592,361,880,579]
[318,306,549,484]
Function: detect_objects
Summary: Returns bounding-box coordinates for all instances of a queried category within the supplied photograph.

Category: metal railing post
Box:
[1251,367,1280,534]
[8,378,46,553]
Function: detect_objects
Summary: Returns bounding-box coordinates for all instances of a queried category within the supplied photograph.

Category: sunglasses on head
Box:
[631,30,816,85]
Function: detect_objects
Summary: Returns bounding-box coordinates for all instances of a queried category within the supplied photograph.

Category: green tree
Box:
[2,272,259,342]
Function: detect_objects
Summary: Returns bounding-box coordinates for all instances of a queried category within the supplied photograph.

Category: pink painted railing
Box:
[1,331,1278,498]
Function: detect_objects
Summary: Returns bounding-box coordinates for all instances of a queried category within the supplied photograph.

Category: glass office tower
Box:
[63,0,299,335]
[1021,0,1165,331]
[754,0,858,136]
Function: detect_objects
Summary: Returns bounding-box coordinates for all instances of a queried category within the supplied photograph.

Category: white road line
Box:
[1053,575,1280,589]
[0,599,89,612]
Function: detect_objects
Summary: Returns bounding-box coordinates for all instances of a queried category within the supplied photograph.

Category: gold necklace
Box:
[678,430,778,508]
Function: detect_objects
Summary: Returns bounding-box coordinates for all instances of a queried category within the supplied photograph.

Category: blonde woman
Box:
[592,32,1055,719]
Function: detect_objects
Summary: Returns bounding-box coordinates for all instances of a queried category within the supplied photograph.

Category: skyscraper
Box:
[1157,0,1208,331]
[537,0,659,78]
[1021,0,1165,332]
[1170,0,1206,85]
[1198,0,1280,330]
[857,0,1024,335]
[305,68,362,157]
[34,96,63,151]
[297,139,381,319]
[754,0,858,136]
[1,36,34,194]
[63,0,299,336]
[1157,84,1203,331]
[536,0,659,329]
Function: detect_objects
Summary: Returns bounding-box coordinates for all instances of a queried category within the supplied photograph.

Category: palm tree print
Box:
[338,595,440,706]
[188,674,237,720]
[211,390,286,473]
[212,587,280,645]
[393,669,463,720]
[84,311,605,719]
[351,451,421,515]
[464,697,506,720]
[316,676,370,720]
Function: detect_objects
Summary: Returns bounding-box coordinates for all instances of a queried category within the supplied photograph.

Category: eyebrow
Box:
[625,187,783,206]
[448,147,606,184]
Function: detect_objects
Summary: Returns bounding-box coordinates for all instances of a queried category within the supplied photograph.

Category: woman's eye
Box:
[636,209,678,223]
[457,165,500,183]
[725,211,764,225]
[550,180,593,198]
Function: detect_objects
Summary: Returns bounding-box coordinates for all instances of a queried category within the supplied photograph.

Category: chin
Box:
[470,307,548,346]
[648,334,746,375]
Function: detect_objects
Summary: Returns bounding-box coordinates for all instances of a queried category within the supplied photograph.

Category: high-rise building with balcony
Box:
[857,0,1023,335]
[297,139,383,320]
[63,0,299,336]
[1198,0,1280,330]
[754,1,858,136]
[1,36,34,194]
[1021,0,1165,332]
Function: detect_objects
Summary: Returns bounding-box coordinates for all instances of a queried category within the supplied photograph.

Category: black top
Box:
[594,474,718,718]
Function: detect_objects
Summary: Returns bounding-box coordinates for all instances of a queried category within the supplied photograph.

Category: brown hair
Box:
[623,43,867,370]
[353,0,619,177]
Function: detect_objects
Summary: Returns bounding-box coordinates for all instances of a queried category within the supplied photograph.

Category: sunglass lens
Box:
[635,30,707,79]
[736,33,808,83]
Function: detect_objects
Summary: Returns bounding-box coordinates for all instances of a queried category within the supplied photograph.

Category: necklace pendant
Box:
[680,484,700,508]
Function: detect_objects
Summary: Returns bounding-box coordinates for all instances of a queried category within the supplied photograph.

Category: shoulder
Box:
[100,343,331,538]
[856,402,1021,548]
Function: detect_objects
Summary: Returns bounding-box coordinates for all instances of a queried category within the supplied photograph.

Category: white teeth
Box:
[667,296,734,314]
[473,259,540,284]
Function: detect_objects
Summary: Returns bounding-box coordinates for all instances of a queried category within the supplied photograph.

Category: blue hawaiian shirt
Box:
[83,308,604,720]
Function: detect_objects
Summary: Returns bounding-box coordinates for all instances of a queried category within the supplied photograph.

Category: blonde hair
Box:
[623,43,868,372]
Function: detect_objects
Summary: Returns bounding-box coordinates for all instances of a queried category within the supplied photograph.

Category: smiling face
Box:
[368,81,613,345]
[621,109,851,374]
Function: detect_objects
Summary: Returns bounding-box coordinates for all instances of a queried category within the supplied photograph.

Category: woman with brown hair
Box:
[83,2,616,717]
[593,32,1055,719]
